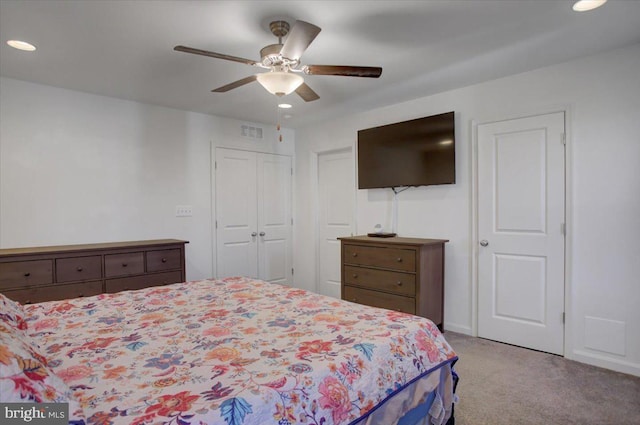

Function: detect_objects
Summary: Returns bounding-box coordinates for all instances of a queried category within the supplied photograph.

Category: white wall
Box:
[294,43,640,376]
[0,77,294,281]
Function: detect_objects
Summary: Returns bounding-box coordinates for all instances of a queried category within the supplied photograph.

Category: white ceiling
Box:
[1,0,639,129]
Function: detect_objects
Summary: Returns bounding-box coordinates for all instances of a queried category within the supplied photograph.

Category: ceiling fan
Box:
[174,20,382,102]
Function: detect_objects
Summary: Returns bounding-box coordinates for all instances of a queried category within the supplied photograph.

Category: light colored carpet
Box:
[444,332,640,425]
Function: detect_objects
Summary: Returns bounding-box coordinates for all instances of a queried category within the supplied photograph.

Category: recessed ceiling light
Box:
[572,0,607,12]
[6,40,36,51]
[278,103,293,109]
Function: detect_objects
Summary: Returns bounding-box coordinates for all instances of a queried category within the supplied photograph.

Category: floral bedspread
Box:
[24,277,457,425]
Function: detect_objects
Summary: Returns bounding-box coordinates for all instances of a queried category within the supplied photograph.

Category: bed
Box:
[1,277,458,425]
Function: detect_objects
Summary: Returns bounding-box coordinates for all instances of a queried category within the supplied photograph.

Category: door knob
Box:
[251,232,257,237]
[480,240,489,247]
[259,231,266,237]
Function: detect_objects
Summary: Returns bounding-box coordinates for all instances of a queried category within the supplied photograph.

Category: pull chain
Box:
[276,98,283,142]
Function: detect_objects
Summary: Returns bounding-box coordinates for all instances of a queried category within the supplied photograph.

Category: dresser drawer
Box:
[343,244,415,272]
[147,249,181,272]
[344,265,415,296]
[5,281,103,304]
[56,255,102,283]
[0,260,53,290]
[104,252,144,277]
[105,270,182,293]
[344,286,415,314]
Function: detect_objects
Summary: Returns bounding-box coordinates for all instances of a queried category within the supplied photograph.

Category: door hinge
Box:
[291,268,294,276]
[215,161,217,169]
[561,223,566,235]
[215,220,218,229]
[561,133,566,145]
[562,312,565,324]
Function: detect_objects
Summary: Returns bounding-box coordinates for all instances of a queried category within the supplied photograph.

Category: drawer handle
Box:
[352,252,358,257]
[24,272,31,277]
[396,257,403,262]
[397,281,403,286]
[161,258,168,263]
[122,263,128,267]
[77,267,83,272]
[352,273,358,278]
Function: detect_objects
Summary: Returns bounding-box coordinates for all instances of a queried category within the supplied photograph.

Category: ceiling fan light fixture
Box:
[256,71,303,96]
[572,0,607,12]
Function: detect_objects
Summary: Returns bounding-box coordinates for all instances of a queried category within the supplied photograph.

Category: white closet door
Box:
[215,148,258,279]
[317,149,354,298]
[215,148,292,286]
[257,154,292,286]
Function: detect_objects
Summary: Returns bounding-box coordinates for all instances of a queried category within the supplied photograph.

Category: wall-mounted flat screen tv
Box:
[357,111,455,189]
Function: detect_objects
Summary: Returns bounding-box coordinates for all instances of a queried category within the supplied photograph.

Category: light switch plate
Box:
[175,205,193,217]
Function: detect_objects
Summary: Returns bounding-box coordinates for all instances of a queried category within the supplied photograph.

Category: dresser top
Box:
[338,235,448,246]
[0,239,189,257]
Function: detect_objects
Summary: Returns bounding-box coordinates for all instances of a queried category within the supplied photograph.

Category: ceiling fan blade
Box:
[174,45,259,66]
[295,83,320,102]
[303,65,382,78]
[280,20,321,60]
[212,75,258,92]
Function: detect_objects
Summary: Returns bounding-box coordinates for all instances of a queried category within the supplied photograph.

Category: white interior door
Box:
[477,112,565,355]
[215,148,292,285]
[317,149,354,298]
[215,148,258,279]
[257,154,292,286]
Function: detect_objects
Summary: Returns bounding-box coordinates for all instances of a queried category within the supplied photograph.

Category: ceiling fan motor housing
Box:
[260,44,284,67]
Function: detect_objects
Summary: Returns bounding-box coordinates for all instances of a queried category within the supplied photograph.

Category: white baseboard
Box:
[571,349,640,377]
[443,323,472,335]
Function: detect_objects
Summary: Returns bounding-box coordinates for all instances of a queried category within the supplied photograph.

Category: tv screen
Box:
[357,111,455,189]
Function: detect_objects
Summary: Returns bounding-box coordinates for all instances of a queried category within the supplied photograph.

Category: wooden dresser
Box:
[0,239,188,304]
[339,235,448,330]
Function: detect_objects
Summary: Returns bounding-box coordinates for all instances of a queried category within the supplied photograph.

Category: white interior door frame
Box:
[470,105,574,357]
[311,146,357,294]
[210,142,217,279]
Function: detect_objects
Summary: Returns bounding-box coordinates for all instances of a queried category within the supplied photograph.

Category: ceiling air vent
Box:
[241,124,264,140]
